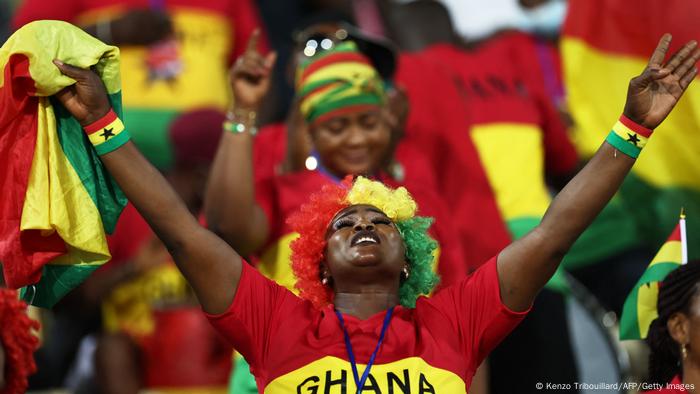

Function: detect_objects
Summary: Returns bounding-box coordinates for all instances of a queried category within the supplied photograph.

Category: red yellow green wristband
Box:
[605,114,653,159]
[83,109,130,155]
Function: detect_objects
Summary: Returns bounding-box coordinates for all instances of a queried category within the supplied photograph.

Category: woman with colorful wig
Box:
[49,32,699,392]
[644,260,700,393]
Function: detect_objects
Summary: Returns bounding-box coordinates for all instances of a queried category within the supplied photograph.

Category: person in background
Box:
[12,0,267,170]
[644,261,700,393]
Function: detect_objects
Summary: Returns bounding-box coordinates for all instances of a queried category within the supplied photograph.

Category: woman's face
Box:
[669,284,700,366]
[684,289,700,364]
[323,204,406,291]
[311,108,391,177]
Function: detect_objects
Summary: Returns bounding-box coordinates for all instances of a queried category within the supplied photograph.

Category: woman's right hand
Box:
[230,29,276,111]
[52,60,111,126]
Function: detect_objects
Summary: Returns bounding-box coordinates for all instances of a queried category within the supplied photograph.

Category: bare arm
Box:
[52,60,241,315]
[204,31,275,256]
[497,34,700,312]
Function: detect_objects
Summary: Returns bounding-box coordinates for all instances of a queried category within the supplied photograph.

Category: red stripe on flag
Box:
[563,0,700,60]
[0,54,65,288]
[667,223,681,242]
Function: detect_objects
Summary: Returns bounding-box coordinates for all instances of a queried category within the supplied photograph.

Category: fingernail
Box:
[52,59,64,66]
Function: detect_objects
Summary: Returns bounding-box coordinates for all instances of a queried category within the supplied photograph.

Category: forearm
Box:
[101,142,241,313]
[540,143,634,257]
[101,143,199,251]
[499,136,635,311]
[204,127,267,255]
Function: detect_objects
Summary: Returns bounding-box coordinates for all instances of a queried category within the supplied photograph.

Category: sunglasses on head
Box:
[295,28,350,57]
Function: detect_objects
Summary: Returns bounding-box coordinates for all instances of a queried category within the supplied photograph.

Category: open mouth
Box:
[350,230,381,247]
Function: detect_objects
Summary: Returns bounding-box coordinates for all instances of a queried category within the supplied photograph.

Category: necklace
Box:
[335,307,394,393]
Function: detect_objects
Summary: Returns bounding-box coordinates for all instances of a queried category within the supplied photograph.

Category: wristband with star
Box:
[605,114,653,159]
[83,109,130,155]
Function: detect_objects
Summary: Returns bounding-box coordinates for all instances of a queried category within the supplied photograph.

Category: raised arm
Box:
[204,31,275,256]
[52,60,241,315]
[497,34,700,312]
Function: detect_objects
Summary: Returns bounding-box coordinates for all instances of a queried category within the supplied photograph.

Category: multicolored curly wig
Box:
[287,176,439,309]
[0,288,39,394]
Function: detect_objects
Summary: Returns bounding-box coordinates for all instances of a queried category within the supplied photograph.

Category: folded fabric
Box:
[0,20,127,307]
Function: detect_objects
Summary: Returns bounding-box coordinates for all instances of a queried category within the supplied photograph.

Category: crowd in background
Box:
[1,0,698,393]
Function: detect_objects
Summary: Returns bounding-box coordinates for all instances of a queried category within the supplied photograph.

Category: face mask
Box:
[517,0,568,36]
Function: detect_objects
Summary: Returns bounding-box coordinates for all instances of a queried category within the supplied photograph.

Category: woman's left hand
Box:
[623,34,700,129]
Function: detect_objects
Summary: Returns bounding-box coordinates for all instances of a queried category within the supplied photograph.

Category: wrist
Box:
[605,114,653,159]
[224,107,258,136]
[83,109,131,155]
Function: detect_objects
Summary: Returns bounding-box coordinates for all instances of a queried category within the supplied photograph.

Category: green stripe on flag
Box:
[619,262,680,340]
[20,264,101,308]
[50,93,127,233]
[620,286,641,339]
[637,261,681,285]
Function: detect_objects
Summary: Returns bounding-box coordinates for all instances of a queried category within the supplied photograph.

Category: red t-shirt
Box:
[206,255,527,392]
[253,170,467,291]
[421,34,578,240]
[12,0,265,62]
[395,51,514,268]
[644,376,692,393]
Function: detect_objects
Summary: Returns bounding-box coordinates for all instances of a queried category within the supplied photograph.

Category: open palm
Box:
[624,34,700,129]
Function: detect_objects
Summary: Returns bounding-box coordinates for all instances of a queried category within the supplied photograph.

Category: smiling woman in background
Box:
[50,31,699,392]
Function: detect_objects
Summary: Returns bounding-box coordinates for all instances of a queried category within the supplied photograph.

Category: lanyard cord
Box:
[335,307,394,393]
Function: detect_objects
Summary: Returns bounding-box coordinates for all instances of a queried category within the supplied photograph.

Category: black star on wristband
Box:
[626,133,641,146]
[100,127,115,141]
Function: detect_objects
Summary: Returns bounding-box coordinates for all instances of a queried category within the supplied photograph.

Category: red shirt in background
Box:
[395,51,513,269]
[12,0,265,62]
[421,33,578,242]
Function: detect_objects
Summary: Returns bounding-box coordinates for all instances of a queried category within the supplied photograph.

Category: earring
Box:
[321,277,329,285]
[682,344,689,360]
[402,266,410,280]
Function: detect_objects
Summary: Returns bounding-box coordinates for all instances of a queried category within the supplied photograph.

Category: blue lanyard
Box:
[335,307,394,393]
[311,149,342,183]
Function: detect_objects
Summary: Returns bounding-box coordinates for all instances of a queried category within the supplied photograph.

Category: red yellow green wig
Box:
[295,41,385,125]
[0,288,39,394]
[287,176,439,309]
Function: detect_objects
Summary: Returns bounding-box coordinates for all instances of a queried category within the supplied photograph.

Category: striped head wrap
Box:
[296,41,385,125]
